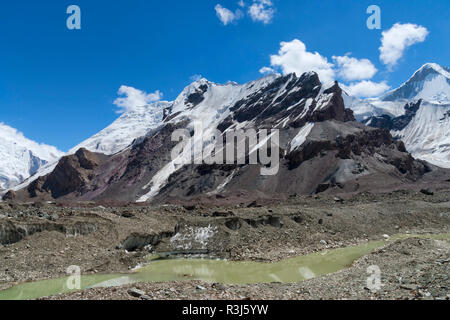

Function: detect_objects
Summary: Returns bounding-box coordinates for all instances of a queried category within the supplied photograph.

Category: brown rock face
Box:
[43,148,100,198]
[74,148,99,170]
[27,176,47,198]
[310,82,355,123]
[2,190,16,201]
[24,148,102,199]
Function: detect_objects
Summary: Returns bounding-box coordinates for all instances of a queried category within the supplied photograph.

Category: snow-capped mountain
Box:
[346,63,450,168]
[70,101,172,155]
[393,100,450,168]
[70,75,275,157]
[0,123,64,191]
[11,65,449,201]
[16,71,437,203]
[342,94,406,121]
[381,63,450,104]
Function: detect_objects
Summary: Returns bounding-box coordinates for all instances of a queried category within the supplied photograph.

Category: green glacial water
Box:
[0,234,448,300]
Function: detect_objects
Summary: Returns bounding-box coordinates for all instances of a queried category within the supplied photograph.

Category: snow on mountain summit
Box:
[70,101,172,155]
[346,63,450,169]
[71,75,280,156]
[382,63,450,104]
[0,123,64,191]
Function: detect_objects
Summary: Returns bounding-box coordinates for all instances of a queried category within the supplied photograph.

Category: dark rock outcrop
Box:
[2,190,16,201]
[185,84,208,107]
[366,100,422,131]
[310,82,355,123]
[42,148,100,198]
[24,148,104,199]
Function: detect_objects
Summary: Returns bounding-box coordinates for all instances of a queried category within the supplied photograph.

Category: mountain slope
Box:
[15,72,446,203]
[0,123,64,191]
[347,63,450,168]
[381,63,450,104]
[70,101,172,155]
[367,100,450,168]
[342,94,405,121]
[395,101,450,168]
[12,101,172,192]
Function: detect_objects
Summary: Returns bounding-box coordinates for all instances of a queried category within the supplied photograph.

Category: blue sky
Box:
[0,0,448,151]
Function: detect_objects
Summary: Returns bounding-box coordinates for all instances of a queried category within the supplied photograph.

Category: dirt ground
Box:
[1,189,449,300]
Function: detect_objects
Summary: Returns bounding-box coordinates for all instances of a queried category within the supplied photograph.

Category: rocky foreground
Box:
[0,189,449,300]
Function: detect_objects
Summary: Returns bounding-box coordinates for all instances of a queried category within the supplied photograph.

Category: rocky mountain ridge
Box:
[9,71,448,203]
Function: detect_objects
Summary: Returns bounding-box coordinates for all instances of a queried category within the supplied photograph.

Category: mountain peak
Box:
[417,63,450,78]
[382,63,450,103]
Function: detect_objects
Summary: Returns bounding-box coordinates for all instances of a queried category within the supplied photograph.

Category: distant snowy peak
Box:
[71,101,172,155]
[0,123,64,191]
[382,63,450,104]
[342,93,407,122]
[344,63,450,120]
[342,93,387,121]
[0,123,63,160]
[346,63,450,169]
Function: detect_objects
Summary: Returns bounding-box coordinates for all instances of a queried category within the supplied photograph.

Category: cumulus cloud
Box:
[215,4,243,25]
[259,66,275,75]
[269,39,335,83]
[264,39,394,97]
[343,80,390,98]
[333,55,377,81]
[248,0,275,24]
[379,23,429,68]
[114,86,162,113]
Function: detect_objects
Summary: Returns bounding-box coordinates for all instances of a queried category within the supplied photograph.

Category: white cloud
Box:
[269,39,335,83]
[343,80,390,98]
[379,23,429,68]
[248,0,275,24]
[238,0,245,7]
[190,74,203,82]
[333,55,377,81]
[215,4,243,25]
[265,39,394,97]
[259,66,275,74]
[114,86,162,113]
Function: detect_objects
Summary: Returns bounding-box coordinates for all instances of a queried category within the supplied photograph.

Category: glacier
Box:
[0,123,64,191]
